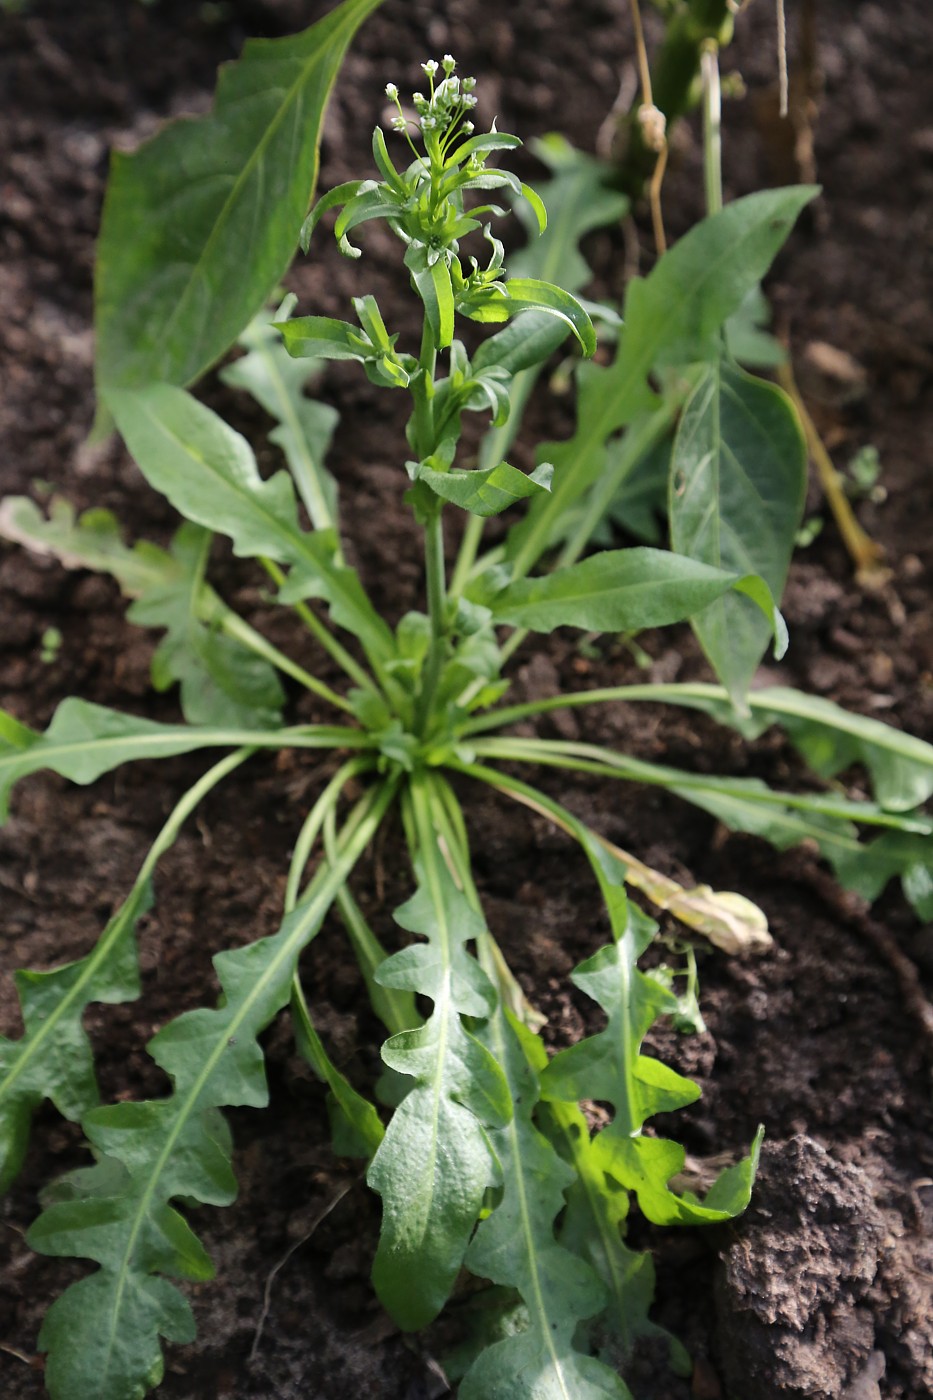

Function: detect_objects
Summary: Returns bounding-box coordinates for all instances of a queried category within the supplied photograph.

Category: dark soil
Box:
[2,2,932,1398]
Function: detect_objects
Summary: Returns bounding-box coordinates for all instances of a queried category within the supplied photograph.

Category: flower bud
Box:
[384,82,398,100]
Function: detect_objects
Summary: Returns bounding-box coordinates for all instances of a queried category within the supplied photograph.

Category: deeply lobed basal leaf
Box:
[461,1013,630,1400]
[0,887,145,1194]
[28,787,393,1400]
[541,840,760,1230]
[367,794,512,1331]
[0,501,284,728]
[106,383,394,673]
[0,696,367,824]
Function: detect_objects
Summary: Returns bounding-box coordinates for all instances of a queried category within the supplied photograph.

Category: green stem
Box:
[701,41,723,217]
[449,366,541,600]
[450,513,486,600]
[465,733,921,832]
[259,556,382,701]
[426,772,544,1029]
[290,777,398,918]
[461,682,684,737]
[0,748,254,1134]
[217,605,354,715]
[284,755,378,911]
[411,317,438,459]
[416,504,448,735]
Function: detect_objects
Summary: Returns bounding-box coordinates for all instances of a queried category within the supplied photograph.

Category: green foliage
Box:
[475,546,786,645]
[461,1014,629,1400]
[94,0,384,406]
[669,363,806,703]
[368,785,511,1329]
[0,697,363,823]
[220,304,340,531]
[504,186,817,574]
[2,36,929,1400]
[0,886,145,1193]
[29,786,393,1400]
[105,382,394,672]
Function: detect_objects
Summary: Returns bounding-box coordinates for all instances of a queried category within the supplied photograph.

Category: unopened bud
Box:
[385,82,398,100]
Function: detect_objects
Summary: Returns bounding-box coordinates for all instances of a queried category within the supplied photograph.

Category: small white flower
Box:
[462,121,475,135]
[421,114,437,130]
[462,93,478,109]
[384,82,398,100]
[422,59,438,77]
[391,115,408,132]
[443,54,456,73]
[462,76,476,92]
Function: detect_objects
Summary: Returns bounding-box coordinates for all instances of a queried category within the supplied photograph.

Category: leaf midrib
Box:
[116,1,375,385]
[97,785,390,1386]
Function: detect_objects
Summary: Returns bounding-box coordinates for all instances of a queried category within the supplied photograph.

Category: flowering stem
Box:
[416,504,447,736]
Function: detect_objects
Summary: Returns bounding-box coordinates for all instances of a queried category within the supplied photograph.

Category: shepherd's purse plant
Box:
[3,8,933,1397]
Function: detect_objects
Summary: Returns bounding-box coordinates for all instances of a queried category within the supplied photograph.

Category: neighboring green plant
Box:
[3,17,933,1400]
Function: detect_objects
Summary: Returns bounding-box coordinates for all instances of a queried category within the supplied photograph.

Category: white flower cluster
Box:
[384,56,479,141]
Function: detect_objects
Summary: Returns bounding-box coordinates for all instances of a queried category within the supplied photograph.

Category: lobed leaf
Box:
[0,498,285,729]
[0,750,251,1198]
[0,496,166,594]
[367,790,511,1331]
[0,885,145,1195]
[290,979,385,1159]
[221,309,340,532]
[461,1013,629,1400]
[541,838,760,1229]
[30,786,394,1400]
[0,696,368,824]
[106,383,393,669]
[600,682,933,817]
[94,0,384,401]
[541,1099,689,1378]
